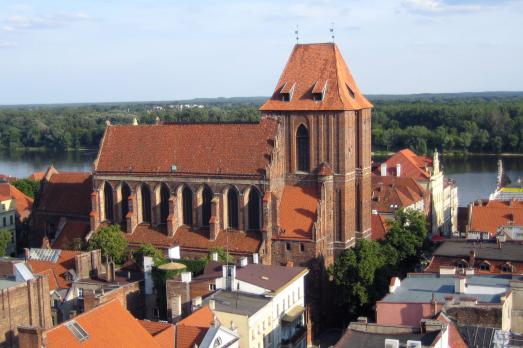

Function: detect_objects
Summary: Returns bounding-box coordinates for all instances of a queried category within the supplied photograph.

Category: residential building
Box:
[466,199,523,240]
[18,300,162,348]
[0,275,52,348]
[424,239,523,274]
[376,149,458,236]
[371,175,429,217]
[0,183,19,255]
[370,213,388,241]
[377,272,523,332]
[175,305,239,348]
[138,320,176,348]
[334,317,453,348]
[30,166,92,249]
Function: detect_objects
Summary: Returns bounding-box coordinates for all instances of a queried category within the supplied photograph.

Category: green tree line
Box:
[2,97,523,154]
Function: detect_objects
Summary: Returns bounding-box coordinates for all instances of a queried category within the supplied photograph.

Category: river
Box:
[1,150,522,207]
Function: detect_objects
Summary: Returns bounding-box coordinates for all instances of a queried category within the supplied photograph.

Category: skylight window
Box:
[65,321,89,342]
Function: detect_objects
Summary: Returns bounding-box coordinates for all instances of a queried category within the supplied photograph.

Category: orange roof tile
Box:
[469,200,523,236]
[45,300,161,347]
[0,183,33,220]
[371,176,427,213]
[371,214,389,241]
[277,185,318,240]
[52,220,91,250]
[260,43,372,112]
[138,320,175,348]
[36,172,92,216]
[27,250,81,290]
[375,149,432,181]
[28,172,45,181]
[124,224,262,255]
[436,313,468,348]
[176,306,213,348]
[95,118,279,177]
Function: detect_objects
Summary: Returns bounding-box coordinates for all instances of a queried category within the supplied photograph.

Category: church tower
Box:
[260,43,372,259]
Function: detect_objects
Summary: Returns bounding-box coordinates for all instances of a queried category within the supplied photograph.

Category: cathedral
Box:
[90,42,372,268]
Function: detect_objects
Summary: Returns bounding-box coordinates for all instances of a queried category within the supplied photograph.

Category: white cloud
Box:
[0,40,18,48]
[1,12,90,32]
[402,0,494,14]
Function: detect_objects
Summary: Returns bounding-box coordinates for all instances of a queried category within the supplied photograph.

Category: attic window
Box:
[65,321,89,342]
[312,80,328,102]
[502,263,513,273]
[346,83,356,99]
[280,82,296,102]
[479,261,490,271]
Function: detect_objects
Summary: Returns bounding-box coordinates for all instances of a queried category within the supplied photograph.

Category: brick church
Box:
[90,42,372,269]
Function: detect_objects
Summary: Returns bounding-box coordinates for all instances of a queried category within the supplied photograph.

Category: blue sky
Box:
[0,0,522,104]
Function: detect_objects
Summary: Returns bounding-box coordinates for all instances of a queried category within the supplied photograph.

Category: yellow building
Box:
[0,190,16,255]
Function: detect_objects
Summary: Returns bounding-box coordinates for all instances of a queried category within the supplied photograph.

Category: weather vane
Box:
[330,22,335,42]
[295,24,299,44]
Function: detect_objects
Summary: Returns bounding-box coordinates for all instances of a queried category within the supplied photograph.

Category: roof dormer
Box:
[312,80,328,101]
[280,82,296,102]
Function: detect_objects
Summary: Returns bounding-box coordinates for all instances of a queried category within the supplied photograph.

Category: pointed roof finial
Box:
[295,24,299,44]
[330,22,335,42]
[132,117,138,126]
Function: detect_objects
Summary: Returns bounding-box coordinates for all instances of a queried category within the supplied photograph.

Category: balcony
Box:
[281,325,306,348]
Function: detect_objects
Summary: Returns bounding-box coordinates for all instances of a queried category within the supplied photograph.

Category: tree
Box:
[88,225,128,263]
[133,243,167,268]
[0,229,12,257]
[12,179,40,198]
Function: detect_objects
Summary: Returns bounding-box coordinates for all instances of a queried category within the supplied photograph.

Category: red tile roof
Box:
[436,313,468,348]
[27,250,82,291]
[28,171,45,181]
[0,183,33,220]
[277,185,319,240]
[260,43,372,111]
[371,175,427,213]
[36,172,92,216]
[45,300,161,347]
[138,320,175,348]
[95,118,279,177]
[371,214,389,241]
[469,200,523,236]
[124,224,262,255]
[52,220,91,250]
[375,149,432,181]
[175,305,213,348]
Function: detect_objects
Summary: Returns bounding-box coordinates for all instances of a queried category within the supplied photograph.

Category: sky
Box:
[0,0,522,105]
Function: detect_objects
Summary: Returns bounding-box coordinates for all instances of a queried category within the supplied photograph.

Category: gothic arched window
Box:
[141,184,152,223]
[120,182,131,229]
[159,184,170,224]
[247,187,261,230]
[202,186,213,227]
[227,187,239,229]
[103,182,114,222]
[182,186,193,225]
[297,124,310,172]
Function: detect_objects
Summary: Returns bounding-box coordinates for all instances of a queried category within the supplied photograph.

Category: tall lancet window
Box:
[297,124,310,172]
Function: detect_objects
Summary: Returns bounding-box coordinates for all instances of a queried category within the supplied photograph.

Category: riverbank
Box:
[372,150,523,157]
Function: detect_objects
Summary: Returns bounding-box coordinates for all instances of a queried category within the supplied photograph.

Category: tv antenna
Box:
[295,24,299,44]
[330,22,335,42]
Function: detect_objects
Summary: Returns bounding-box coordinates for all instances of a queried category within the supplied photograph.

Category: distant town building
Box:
[376,149,458,236]
[424,240,523,274]
[490,160,523,201]
[334,316,455,348]
[371,175,429,217]
[466,200,523,240]
[377,272,523,332]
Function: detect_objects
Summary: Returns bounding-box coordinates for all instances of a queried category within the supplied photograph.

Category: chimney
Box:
[396,164,401,177]
[380,163,387,176]
[144,256,154,295]
[222,265,236,291]
[468,250,476,267]
[211,252,219,262]
[17,326,44,348]
[239,257,248,268]
[252,253,259,264]
[389,277,401,293]
[181,272,192,283]
[209,299,216,311]
[106,261,115,283]
[24,248,30,260]
[455,276,466,294]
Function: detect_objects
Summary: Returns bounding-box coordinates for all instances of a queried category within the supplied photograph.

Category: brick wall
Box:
[82,281,143,319]
[0,276,52,348]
